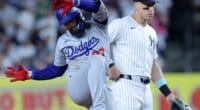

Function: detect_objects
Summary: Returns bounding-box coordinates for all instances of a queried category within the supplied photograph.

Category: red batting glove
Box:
[51,0,73,16]
[5,64,29,82]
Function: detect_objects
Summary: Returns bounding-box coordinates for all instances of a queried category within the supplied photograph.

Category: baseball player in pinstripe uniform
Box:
[108,0,176,110]
[5,0,113,110]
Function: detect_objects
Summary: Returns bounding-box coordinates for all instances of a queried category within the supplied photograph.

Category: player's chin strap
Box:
[76,13,86,30]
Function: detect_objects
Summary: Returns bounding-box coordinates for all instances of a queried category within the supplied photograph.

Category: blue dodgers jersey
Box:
[63,36,100,60]
[54,21,110,75]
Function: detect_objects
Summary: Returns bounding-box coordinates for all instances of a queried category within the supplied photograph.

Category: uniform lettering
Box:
[63,37,99,60]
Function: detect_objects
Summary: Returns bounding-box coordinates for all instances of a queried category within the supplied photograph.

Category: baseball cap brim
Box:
[134,0,158,7]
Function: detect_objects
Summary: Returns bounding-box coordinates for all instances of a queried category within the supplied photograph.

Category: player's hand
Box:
[108,65,120,81]
[51,0,73,16]
[170,98,193,110]
[5,64,30,82]
[166,93,176,103]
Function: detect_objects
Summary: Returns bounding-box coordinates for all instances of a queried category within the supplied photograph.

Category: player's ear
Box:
[134,2,140,11]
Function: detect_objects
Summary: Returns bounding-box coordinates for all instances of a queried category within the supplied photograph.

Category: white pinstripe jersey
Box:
[108,16,158,78]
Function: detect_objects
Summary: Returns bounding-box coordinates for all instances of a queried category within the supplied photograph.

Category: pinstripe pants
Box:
[111,77,153,110]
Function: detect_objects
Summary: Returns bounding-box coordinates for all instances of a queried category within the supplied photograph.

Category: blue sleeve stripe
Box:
[155,79,167,88]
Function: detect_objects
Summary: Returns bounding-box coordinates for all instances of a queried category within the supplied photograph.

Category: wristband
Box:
[155,79,171,97]
[155,79,167,88]
[28,71,32,79]
[159,85,171,97]
[109,63,114,68]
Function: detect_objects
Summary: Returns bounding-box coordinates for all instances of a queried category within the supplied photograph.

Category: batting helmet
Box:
[55,7,81,25]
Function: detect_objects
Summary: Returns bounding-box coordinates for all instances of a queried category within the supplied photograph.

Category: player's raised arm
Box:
[90,0,108,25]
[52,0,108,25]
[72,0,108,25]
[73,0,108,25]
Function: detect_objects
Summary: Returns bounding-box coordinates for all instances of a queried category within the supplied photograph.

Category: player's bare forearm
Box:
[151,60,176,101]
[151,59,164,82]
[166,93,176,103]
[151,59,174,98]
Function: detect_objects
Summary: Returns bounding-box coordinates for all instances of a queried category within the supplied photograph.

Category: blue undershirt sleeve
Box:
[31,64,68,80]
[73,0,101,12]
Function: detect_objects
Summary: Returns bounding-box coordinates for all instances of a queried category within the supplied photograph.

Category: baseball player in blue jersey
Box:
[4,0,113,110]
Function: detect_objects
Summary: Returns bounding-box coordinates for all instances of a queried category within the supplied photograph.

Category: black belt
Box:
[119,74,150,84]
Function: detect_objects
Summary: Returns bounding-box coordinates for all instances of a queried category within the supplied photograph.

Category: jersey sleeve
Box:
[152,29,158,59]
[92,0,108,25]
[108,19,123,43]
[53,38,67,66]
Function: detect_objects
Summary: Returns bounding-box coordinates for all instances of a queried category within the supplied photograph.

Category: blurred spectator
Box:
[35,11,58,52]
[193,0,200,33]
[0,0,17,37]
[33,39,52,69]
[0,34,13,73]
[155,0,172,26]
[15,5,35,43]
[118,0,133,16]
[150,10,168,70]
[35,0,51,19]
[103,0,123,22]
[149,1,172,70]
[169,0,194,42]
[16,40,36,61]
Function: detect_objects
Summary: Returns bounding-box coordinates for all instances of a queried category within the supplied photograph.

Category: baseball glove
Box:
[170,98,193,110]
[5,64,29,82]
[51,0,73,16]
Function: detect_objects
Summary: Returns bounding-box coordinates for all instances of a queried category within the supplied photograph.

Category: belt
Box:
[119,74,150,84]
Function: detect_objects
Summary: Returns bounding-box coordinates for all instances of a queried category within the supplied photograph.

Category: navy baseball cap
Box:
[134,0,158,6]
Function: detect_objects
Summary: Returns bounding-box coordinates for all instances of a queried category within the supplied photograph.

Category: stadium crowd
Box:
[1,0,199,73]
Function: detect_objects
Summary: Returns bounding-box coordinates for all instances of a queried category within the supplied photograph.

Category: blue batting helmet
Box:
[55,7,80,25]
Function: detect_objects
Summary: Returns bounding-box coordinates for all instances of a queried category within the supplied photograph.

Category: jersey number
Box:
[92,47,105,56]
